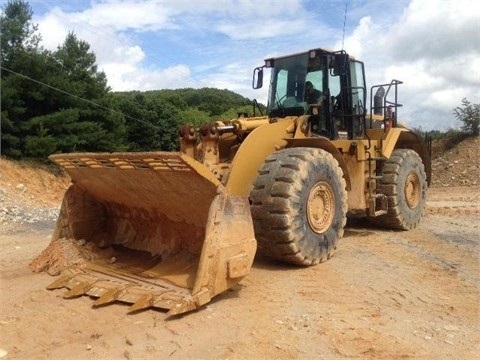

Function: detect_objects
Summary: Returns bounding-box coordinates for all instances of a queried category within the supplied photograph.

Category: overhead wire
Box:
[1,0,252,132]
[0,65,162,130]
[1,0,252,131]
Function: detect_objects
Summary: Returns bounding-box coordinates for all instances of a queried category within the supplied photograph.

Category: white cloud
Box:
[72,1,176,31]
[338,0,480,130]
[387,0,479,61]
[36,7,69,50]
[104,63,191,91]
[31,0,479,131]
[34,0,315,94]
[338,16,374,59]
[216,18,308,40]
[114,44,144,63]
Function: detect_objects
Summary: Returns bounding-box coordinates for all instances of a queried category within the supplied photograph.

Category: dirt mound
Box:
[430,136,479,187]
[0,158,70,207]
[0,136,478,214]
[0,158,70,233]
[29,237,88,275]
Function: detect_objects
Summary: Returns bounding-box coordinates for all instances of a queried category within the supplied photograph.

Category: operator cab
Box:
[253,48,367,140]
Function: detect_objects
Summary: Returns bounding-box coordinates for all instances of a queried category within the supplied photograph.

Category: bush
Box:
[442,128,470,150]
[453,98,479,136]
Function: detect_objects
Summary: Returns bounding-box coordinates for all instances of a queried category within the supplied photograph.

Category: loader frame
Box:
[34,47,431,317]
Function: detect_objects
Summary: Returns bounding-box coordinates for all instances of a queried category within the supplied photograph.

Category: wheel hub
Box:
[307,181,335,234]
[405,172,421,208]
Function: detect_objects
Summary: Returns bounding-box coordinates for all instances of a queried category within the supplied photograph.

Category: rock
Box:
[443,325,460,331]
[0,188,6,201]
[0,202,60,234]
[16,183,26,192]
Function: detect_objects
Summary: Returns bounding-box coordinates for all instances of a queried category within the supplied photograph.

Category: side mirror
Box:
[252,67,264,89]
[333,53,348,76]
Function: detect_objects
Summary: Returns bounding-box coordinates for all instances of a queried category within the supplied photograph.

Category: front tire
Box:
[250,148,347,266]
[372,149,427,230]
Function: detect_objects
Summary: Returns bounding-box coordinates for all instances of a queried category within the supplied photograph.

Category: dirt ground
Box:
[0,138,479,359]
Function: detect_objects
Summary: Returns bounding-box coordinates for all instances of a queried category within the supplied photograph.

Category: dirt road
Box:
[0,186,479,359]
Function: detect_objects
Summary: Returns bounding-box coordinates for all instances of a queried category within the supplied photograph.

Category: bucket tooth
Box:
[93,288,119,307]
[46,273,75,290]
[63,281,93,298]
[129,294,153,312]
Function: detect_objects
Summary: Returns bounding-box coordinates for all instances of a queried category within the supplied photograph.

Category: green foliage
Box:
[213,104,256,121]
[141,88,251,119]
[0,0,41,65]
[453,98,479,136]
[419,99,480,152]
[177,107,211,127]
[114,89,254,151]
[114,92,179,151]
[431,98,480,151]
[423,130,444,141]
[441,128,470,150]
[24,128,57,158]
[1,1,126,158]
[0,1,259,159]
[1,0,50,158]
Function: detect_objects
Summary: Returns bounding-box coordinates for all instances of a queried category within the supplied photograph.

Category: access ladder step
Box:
[368,193,388,217]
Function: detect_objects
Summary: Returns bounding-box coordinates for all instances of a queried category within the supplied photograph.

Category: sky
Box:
[8,0,480,130]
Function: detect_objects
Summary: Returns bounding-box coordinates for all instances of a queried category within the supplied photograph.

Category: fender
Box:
[225,119,295,196]
[397,130,432,185]
[285,137,352,191]
[367,127,431,185]
[366,127,406,158]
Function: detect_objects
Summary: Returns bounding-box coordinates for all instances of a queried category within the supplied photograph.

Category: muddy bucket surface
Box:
[33,152,256,316]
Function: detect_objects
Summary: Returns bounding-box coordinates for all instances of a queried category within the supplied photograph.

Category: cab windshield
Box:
[268,52,326,117]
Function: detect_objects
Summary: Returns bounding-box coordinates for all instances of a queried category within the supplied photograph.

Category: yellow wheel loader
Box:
[32,48,431,317]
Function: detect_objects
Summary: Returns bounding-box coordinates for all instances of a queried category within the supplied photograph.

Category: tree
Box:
[177,107,211,127]
[453,98,479,136]
[1,0,45,157]
[34,32,128,154]
[113,88,256,152]
[0,0,41,65]
[1,2,258,158]
[116,92,180,151]
[1,8,128,158]
[53,32,109,96]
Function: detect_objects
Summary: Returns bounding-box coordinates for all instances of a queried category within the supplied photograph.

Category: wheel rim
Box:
[405,172,421,208]
[307,181,335,234]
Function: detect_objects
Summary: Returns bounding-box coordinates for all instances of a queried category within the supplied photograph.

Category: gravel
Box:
[0,187,59,234]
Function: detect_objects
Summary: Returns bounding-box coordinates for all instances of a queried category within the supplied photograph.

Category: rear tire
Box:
[370,149,427,230]
[250,148,347,266]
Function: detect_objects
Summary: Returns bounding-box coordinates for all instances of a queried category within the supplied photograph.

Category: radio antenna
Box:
[342,1,348,50]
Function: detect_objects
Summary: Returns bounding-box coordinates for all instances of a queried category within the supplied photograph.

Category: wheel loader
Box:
[32,47,431,317]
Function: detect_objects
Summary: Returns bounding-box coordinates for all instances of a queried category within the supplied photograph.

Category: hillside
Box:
[430,136,479,186]
[0,135,478,233]
[0,135,478,201]
[0,160,70,233]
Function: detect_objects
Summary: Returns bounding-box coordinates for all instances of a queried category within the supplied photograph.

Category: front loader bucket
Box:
[31,152,256,316]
